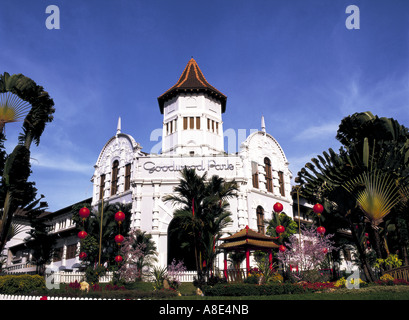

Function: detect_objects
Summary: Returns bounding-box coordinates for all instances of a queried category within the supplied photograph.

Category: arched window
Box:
[256,206,265,234]
[111,160,119,195]
[264,157,273,193]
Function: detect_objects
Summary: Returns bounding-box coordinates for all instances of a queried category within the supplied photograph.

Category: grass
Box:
[171,283,409,300]
[52,281,409,300]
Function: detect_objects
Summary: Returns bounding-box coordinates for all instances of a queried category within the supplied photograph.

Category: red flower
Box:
[40,296,48,300]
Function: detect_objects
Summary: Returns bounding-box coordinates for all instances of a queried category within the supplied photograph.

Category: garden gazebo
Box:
[219,225,279,281]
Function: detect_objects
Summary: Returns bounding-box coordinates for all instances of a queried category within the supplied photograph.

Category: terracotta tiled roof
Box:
[219,239,279,250]
[157,58,227,114]
[220,226,278,241]
[219,226,279,250]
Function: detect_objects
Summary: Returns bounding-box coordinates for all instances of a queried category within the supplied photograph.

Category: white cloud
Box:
[292,122,339,142]
[30,152,93,175]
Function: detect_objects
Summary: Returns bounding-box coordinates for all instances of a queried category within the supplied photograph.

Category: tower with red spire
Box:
[157,58,227,156]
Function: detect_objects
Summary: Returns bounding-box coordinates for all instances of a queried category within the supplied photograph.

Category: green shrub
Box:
[0,274,46,294]
[202,283,305,296]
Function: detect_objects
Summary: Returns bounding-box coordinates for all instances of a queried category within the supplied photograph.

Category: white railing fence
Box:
[49,270,198,285]
[0,294,136,300]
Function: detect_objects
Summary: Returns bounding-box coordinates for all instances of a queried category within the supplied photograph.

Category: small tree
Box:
[118,228,157,282]
[277,225,337,274]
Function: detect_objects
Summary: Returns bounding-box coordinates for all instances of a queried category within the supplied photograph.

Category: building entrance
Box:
[167,218,197,271]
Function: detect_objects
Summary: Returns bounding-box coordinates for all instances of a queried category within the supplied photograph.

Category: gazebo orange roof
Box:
[157,58,227,114]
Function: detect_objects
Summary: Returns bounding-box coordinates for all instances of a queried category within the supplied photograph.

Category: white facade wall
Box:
[91,122,293,270]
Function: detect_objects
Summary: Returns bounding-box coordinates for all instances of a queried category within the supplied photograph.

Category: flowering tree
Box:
[166,259,187,289]
[118,228,157,282]
[277,225,337,272]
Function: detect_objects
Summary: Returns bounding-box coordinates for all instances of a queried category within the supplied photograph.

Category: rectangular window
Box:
[170,121,173,133]
[166,122,169,135]
[278,171,285,196]
[264,158,273,193]
[216,122,219,133]
[99,174,105,200]
[125,163,131,191]
[196,117,200,130]
[257,207,264,234]
[53,247,63,262]
[189,117,194,129]
[251,162,259,188]
[66,244,77,260]
[111,160,119,196]
[183,117,188,130]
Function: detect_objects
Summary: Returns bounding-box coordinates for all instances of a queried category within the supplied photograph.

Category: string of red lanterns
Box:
[114,210,125,264]
[78,206,90,260]
[273,202,286,253]
[313,203,326,236]
[77,207,126,266]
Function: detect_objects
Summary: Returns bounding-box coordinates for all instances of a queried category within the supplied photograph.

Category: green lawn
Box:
[57,281,409,300]
[172,283,409,300]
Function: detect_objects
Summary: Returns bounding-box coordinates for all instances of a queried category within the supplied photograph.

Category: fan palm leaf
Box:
[343,170,401,225]
[0,92,31,127]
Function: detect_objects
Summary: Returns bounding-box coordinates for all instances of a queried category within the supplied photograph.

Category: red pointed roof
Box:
[158,58,227,114]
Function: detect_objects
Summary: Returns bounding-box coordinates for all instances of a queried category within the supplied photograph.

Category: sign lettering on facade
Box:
[143,159,234,174]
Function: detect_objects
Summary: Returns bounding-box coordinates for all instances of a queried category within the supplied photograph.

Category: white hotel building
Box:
[91,58,293,270]
[4,58,340,274]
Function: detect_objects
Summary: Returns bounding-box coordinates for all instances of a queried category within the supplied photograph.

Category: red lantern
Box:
[317,226,326,235]
[279,245,286,252]
[79,207,90,220]
[276,225,285,234]
[79,252,87,259]
[313,203,324,215]
[115,211,125,224]
[273,202,283,213]
[115,234,124,245]
[78,231,87,239]
[115,255,123,263]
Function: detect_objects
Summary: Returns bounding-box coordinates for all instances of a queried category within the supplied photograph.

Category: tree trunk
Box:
[349,218,376,282]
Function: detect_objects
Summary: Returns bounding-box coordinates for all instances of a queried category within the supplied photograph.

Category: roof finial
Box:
[116,117,121,135]
[261,115,266,133]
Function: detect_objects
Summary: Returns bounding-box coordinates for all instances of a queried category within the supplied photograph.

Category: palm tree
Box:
[0,72,55,253]
[296,112,409,280]
[72,202,132,268]
[163,168,238,281]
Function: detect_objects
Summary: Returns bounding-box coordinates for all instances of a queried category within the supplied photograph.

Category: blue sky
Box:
[1,0,409,211]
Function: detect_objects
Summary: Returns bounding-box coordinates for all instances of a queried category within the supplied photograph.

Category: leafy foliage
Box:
[295,111,409,279]
[118,228,158,281]
[163,168,238,280]
[0,72,55,253]
[71,201,132,272]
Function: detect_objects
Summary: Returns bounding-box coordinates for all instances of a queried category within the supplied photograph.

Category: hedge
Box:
[202,283,306,296]
[0,275,46,295]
